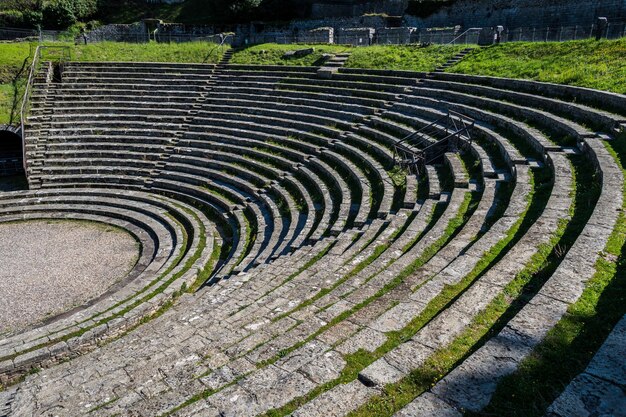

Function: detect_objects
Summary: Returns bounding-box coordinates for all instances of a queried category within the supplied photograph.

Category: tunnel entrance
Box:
[0,127,25,181]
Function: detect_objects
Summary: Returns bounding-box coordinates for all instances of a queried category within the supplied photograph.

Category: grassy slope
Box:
[449,38,626,94]
[345,44,469,71]
[229,43,470,71]
[71,41,228,63]
[0,43,32,125]
[0,43,32,84]
[0,84,13,125]
[230,43,352,66]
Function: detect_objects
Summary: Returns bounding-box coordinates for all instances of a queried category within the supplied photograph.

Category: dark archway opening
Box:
[0,128,27,191]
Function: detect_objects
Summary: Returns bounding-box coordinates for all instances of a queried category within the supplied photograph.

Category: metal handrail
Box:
[447,27,482,44]
[393,110,475,173]
[203,33,232,64]
[20,45,42,172]
[396,114,448,146]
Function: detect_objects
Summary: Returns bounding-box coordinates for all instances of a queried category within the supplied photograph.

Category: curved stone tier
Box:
[0,62,623,417]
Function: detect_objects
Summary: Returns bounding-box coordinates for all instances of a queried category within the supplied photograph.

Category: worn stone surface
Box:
[431,334,527,412]
[336,327,387,354]
[292,380,377,417]
[546,373,626,417]
[586,315,626,386]
[369,301,425,333]
[299,349,346,384]
[359,357,405,386]
[394,392,462,417]
[208,365,315,416]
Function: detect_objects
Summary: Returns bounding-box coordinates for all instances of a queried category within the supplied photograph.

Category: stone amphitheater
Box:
[0,51,625,417]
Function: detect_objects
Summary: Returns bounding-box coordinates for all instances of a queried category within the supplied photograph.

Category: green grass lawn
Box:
[0,43,33,84]
[229,43,470,71]
[0,43,32,125]
[230,43,352,66]
[71,41,228,63]
[0,84,14,125]
[449,38,626,94]
[0,40,226,72]
[345,44,470,71]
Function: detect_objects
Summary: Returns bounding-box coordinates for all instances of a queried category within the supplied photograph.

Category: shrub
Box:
[72,0,97,19]
[23,9,43,27]
[43,0,77,29]
[0,10,24,27]
[41,0,98,29]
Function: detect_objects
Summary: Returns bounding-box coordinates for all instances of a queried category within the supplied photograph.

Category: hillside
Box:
[0,0,456,29]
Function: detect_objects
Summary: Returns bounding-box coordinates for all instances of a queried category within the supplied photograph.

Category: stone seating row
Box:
[3,62,622,417]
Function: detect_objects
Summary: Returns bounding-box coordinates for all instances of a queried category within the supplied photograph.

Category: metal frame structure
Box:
[393,110,475,175]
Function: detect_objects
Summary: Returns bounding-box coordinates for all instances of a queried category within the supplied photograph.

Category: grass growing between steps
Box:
[345,44,471,72]
[346,153,598,416]
[230,43,352,66]
[448,38,626,94]
[477,139,626,417]
[261,192,477,416]
[257,240,336,300]
[269,199,439,324]
[348,149,599,416]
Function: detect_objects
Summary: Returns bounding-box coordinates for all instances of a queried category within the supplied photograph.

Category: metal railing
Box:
[0,26,61,41]
[20,45,71,172]
[447,27,482,45]
[394,110,474,174]
[203,34,233,64]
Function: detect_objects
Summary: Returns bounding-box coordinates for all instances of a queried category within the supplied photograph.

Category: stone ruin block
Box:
[375,27,414,44]
[336,27,375,46]
[283,48,315,58]
[297,27,334,44]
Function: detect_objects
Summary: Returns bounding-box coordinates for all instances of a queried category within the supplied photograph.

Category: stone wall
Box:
[299,27,334,43]
[84,22,148,43]
[336,27,376,45]
[155,22,219,42]
[375,26,413,44]
[404,0,626,29]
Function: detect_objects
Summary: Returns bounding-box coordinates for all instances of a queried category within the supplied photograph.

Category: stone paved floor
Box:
[0,220,139,336]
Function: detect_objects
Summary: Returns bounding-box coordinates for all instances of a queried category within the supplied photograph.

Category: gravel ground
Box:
[0,220,139,336]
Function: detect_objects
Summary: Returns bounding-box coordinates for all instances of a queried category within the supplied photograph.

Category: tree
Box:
[42,0,77,28]
[41,0,98,29]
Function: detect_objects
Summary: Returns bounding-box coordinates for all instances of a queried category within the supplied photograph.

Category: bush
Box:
[41,0,98,29]
[23,9,43,27]
[43,0,76,29]
[85,19,100,30]
[72,0,97,19]
[0,10,24,27]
